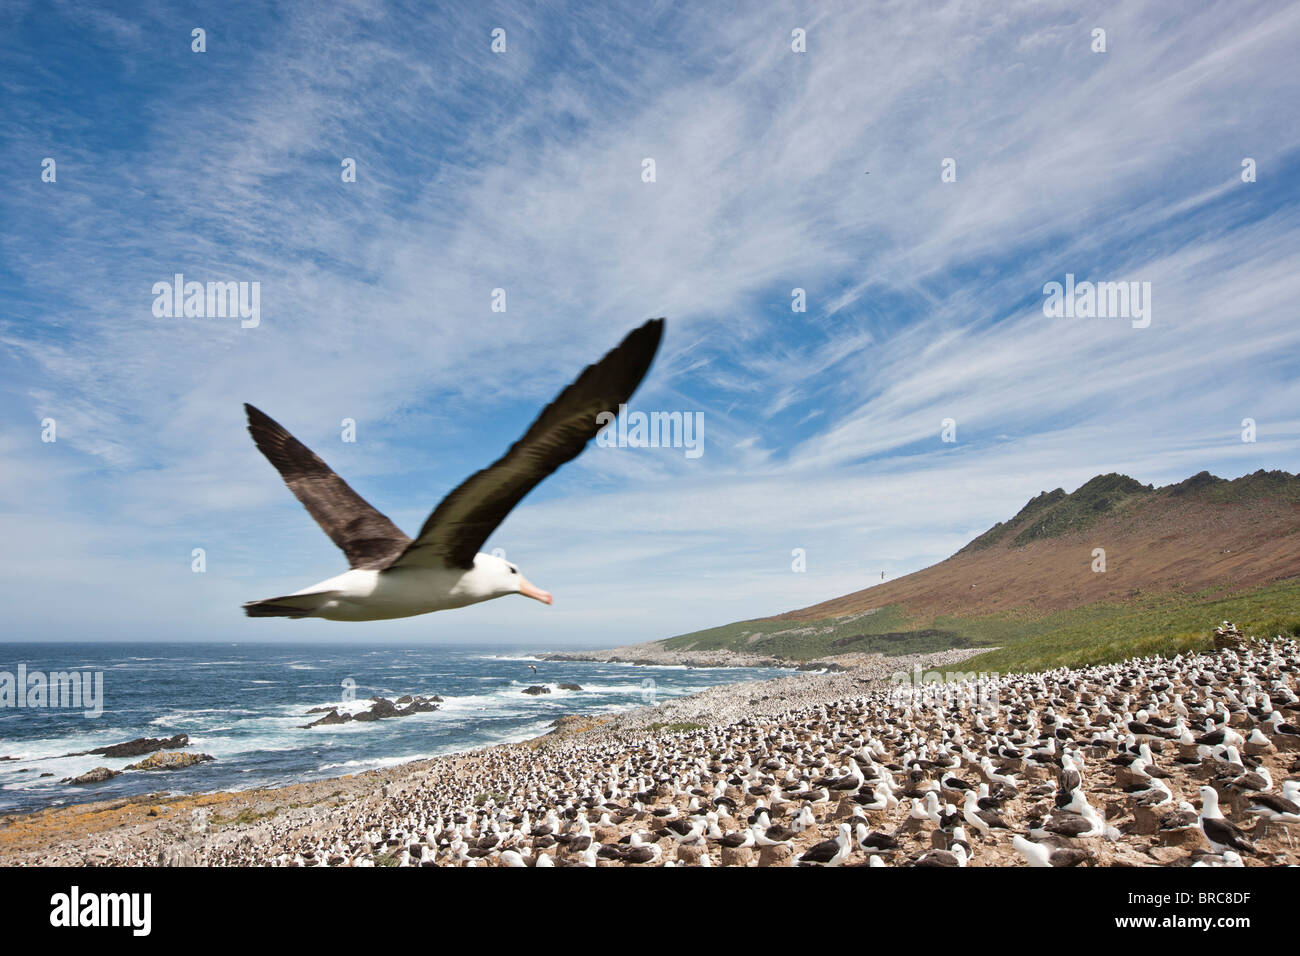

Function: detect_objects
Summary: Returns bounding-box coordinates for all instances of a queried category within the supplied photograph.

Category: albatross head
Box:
[475,553,553,605]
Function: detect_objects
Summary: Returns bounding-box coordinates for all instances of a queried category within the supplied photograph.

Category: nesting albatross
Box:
[241,318,664,621]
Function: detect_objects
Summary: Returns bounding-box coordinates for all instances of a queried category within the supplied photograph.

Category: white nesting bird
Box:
[1197,786,1253,855]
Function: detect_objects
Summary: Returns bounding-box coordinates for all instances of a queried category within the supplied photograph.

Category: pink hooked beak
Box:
[519,577,553,605]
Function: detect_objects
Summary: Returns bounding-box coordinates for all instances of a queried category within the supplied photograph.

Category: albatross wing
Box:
[385,318,665,572]
[244,404,411,569]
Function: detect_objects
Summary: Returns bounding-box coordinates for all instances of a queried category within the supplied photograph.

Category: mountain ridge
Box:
[959,469,1300,554]
[653,468,1300,667]
[769,468,1300,623]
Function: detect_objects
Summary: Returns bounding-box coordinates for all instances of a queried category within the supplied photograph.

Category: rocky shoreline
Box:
[0,647,979,864]
[3,641,1296,868]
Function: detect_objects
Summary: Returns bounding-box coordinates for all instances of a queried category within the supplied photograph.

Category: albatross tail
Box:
[242,591,336,618]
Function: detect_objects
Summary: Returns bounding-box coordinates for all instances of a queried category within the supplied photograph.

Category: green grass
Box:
[660,604,917,659]
[659,578,1300,673]
[963,581,1300,673]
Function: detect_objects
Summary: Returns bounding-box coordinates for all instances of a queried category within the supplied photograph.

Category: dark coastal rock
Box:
[63,767,121,785]
[125,751,215,771]
[302,708,353,728]
[65,734,190,759]
[522,685,551,695]
[558,683,583,691]
[397,698,440,715]
[302,695,440,728]
[355,698,399,721]
[0,756,17,761]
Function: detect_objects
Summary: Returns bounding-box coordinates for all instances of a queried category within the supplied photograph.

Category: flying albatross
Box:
[240,318,665,621]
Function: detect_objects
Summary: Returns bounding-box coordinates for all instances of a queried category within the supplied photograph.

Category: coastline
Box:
[5,639,1295,868]
[539,645,820,670]
[0,647,982,865]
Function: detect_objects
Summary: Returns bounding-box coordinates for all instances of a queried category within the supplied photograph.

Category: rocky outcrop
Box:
[522,685,551,695]
[125,751,215,771]
[303,709,352,727]
[353,698,400,721]
[301,695,440,728]
[65,734,190,759]
[63,767,120,785]
[1213,621,1249,651]
[558,683,582,691]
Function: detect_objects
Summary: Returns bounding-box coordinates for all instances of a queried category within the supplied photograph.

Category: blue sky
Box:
[2,0,1298,645]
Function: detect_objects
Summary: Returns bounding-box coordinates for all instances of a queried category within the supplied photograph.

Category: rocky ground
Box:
[0,642,1296,868]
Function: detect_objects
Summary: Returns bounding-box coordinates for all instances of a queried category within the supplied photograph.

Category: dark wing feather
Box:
[385,318,664,572]
[244,404,411,569]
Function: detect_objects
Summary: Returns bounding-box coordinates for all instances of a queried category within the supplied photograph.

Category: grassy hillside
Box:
[659,604,963,659]
[661,578,1300,670]
[655,469,1300,672]
[961,579,1300,672]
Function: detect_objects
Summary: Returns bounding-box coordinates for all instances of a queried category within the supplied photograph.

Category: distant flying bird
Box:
[241,319,665,621]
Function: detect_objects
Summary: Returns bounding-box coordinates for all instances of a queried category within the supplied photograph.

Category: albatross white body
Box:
[240,319,664,623]
[282,553,552,622]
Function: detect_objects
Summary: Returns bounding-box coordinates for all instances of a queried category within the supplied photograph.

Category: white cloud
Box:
[2,0,1298,641]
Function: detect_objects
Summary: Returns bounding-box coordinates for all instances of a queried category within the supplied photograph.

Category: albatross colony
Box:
[65,635,1285,867]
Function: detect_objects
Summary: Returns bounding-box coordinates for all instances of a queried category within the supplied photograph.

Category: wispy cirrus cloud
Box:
[1,0,1297,642]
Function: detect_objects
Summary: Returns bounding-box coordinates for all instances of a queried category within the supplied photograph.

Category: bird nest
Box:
[1212,623,1248,651]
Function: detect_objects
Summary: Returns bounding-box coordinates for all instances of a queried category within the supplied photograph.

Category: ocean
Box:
[0,642,784,814]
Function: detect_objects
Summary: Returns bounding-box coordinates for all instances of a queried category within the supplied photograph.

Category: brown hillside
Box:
[771,470,1300,622]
